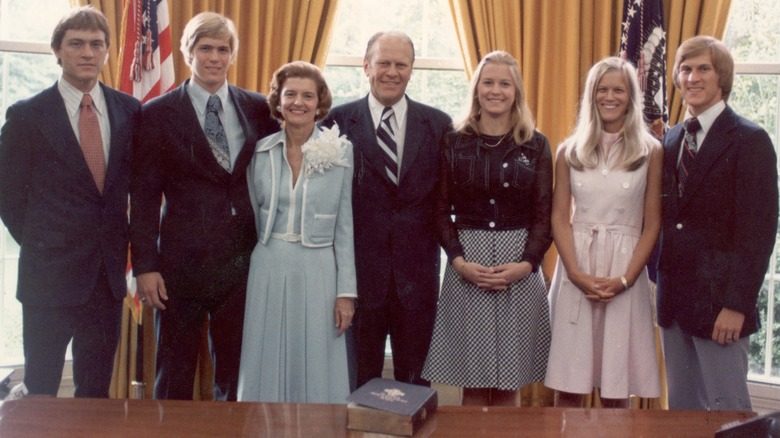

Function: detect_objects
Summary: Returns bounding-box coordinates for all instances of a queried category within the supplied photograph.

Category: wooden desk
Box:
[0,398,755,437]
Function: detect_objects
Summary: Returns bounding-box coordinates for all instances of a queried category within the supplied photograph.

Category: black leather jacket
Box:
[436,130,553,270]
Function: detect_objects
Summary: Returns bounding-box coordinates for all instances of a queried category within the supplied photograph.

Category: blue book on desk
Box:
[346,378,437,436]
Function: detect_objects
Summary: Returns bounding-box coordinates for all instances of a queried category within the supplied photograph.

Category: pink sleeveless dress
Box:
[544,133,660,398]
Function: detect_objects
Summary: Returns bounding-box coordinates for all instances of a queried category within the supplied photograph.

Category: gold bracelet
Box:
[620,276,629,290]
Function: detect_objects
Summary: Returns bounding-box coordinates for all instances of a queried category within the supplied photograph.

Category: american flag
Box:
[619,0,667,139]
[117,0,175,104]
[117,0,175,323]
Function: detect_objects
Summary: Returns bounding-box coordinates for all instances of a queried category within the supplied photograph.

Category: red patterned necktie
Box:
[677,117,701,196]
[79,93,106,193]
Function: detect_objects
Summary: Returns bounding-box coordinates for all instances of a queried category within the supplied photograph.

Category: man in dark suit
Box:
[0,6,141,398]
[130,12,278,401]
[657,35,778,411]
[323,31,451,388]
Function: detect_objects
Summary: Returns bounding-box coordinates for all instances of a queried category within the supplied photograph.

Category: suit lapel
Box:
[33,85,100,196]
[678,107,738,208]
[258,135,284,241]
[103,85,130,193]
[349,97,397,186]
[399,98,425,185]
[229,85,258,181]
[167,82,230,183]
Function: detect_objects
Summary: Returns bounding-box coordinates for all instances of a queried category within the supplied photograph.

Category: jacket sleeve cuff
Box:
[520,255,541,272]
[444,244,465,263]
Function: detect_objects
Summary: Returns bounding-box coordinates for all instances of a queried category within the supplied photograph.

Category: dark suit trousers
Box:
[22,265,122,397]
[153,272,246,401]
[353,274,435,388]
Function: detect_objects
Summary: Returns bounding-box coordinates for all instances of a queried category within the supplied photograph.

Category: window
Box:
[323,0,468,118]
[0,0,71,365]
[723,0,780,385]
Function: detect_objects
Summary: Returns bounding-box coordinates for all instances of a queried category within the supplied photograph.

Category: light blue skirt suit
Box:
[237,126,356,403]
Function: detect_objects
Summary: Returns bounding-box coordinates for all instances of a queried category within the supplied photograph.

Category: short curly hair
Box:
[267,61,332,122]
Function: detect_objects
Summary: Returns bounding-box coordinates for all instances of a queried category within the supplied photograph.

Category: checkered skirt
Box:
[422,228,551,390]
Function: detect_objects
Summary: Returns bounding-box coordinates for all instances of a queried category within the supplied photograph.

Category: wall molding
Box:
[748,382,780,415]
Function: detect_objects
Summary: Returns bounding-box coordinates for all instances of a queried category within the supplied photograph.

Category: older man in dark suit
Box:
[657,36,778,411]
[130,12,278,401]
[0,6,141,398]
[323,31,451,389]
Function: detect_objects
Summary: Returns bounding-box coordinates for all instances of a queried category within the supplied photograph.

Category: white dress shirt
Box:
[368,93,408,171]
[58,78,111,164]
[677,100,726,166]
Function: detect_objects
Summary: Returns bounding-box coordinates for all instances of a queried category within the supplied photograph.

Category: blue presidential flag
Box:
[620,0,668,139]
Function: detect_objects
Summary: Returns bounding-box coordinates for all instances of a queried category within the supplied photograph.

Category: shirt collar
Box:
[368,93,407,126]
[188,80,230,116]
[58,78,104,118]
[684,100,726,137]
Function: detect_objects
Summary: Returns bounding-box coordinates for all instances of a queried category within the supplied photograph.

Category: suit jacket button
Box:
[676,223,683,230]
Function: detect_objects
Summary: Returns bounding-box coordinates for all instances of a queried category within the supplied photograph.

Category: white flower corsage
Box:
[301,123,350,177]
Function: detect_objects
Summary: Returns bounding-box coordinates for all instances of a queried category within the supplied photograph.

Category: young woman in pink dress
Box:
[544,57,663,407]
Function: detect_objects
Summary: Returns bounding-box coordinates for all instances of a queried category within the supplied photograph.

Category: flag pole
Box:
[131,309,146,399]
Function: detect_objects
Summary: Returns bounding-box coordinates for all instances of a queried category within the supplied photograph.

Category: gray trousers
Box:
[662,321,752,411]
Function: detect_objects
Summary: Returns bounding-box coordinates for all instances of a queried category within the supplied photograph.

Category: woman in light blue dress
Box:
[237,61,355,403]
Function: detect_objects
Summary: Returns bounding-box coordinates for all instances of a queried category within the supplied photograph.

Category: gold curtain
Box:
[78,0,340,400]
[663,0,733,125]
[166,0,340,93]
[81,0,339,91]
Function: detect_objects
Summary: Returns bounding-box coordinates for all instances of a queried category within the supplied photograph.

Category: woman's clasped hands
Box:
[454,256,533,291]
[567,271,628,302]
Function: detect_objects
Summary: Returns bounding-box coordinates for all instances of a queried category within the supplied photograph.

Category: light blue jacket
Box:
[247,126,357,297]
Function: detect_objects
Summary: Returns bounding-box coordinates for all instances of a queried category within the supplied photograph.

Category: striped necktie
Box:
[79,93,106,193]
[376,106,398,185]
[677,117,701,195]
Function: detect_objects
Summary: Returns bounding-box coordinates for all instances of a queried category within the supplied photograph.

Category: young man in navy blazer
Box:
[657,36,778,411]
[0,6,141,398]
[130,12,278,401]
[323,31,451,389]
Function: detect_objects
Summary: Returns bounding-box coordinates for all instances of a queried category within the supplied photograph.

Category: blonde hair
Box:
[180,12,239,66]
[564,57,657,171]
[454,51,535,145]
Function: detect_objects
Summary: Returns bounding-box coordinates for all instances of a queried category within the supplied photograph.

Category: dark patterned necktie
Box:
[79,94,106,193]
[205,95,230,171]
[677,117,701,195]
[376,106,398,185]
